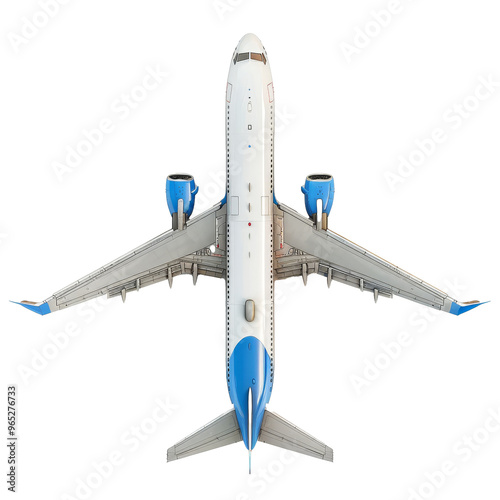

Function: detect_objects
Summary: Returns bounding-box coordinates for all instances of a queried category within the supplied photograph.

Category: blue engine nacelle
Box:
[166,174,199,219]
[301,174,334,218]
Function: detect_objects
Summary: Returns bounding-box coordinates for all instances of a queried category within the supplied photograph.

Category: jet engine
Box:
[301,174,334,229]
[166,174,199,230]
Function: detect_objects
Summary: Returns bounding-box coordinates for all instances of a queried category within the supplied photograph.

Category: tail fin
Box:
[167,409,241,462]
[258,410,333,462]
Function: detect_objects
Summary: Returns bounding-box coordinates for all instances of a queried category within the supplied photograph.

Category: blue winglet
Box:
[11,301,51,315]
[449,301,489,316]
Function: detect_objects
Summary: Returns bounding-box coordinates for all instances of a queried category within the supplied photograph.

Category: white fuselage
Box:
[225,35,275,413]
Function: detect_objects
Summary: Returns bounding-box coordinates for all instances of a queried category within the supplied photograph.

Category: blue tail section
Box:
[228,336,272,450]
[449,301,489,316]
[11,301,51,315]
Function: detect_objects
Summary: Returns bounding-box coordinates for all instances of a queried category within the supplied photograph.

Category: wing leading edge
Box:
[274,203,486,315]
[13,203,227,315]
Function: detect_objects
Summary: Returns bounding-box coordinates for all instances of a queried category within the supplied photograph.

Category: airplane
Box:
[13,33,487,472]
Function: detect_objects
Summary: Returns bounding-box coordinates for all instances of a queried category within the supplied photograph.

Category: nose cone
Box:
[236,33,264,54]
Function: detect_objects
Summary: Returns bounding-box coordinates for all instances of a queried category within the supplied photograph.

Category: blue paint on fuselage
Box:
[228,336,272,450]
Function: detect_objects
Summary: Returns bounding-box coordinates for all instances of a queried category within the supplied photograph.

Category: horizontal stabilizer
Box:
[11,300,51,315]
[167,409,242,462]
[258,410,333,462]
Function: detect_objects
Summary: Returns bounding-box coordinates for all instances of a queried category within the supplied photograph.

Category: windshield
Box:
[233,52,267,65]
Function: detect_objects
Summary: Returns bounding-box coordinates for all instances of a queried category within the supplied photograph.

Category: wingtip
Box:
[166,446,177,462]
[11,300,51,315]
[449,300,489,316]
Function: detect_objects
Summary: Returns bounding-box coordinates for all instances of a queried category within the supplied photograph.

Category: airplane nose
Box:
[236,33,264,53]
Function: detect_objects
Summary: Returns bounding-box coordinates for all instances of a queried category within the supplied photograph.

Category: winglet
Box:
[11,300,51,315]
[449,300,489,316]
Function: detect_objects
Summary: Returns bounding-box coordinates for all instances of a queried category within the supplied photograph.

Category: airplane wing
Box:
[273,203,486,315]
[13,203,227,315]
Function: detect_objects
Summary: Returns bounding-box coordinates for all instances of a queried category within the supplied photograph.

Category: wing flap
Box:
[106,254,225,300]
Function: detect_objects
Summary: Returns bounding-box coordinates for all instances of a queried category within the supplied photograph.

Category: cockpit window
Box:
[233,52,267,65]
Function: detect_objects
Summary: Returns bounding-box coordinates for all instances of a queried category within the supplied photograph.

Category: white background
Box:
[1,1,499,499]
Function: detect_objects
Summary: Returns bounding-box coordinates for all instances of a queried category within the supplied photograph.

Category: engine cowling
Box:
[301,174,334,218]
[166,174,199,219]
